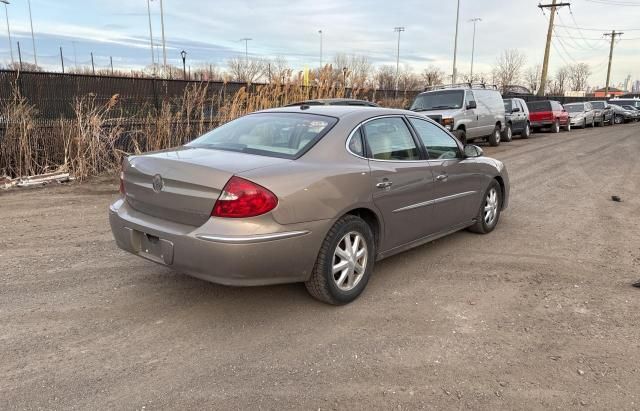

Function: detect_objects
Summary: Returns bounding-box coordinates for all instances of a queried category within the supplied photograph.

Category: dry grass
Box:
[1,66,405,180]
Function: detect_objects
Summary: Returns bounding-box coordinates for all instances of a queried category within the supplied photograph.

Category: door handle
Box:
[436,174,448,182]
[376,181,393,189]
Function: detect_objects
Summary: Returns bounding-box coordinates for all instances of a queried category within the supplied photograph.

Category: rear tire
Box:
[488,125,501,146]
[521,122,531,138]
[501,124,513,142]
[468,180,502,234]
[305,215,375,305]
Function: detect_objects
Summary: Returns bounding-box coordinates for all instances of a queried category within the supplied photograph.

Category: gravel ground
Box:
[1,123,639,410]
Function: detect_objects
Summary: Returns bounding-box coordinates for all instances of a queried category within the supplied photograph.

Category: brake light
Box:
[212,176,278,218]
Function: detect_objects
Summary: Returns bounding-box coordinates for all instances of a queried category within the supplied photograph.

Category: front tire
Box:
[501,124,513,142]
[614,115,624,125]
[305,215,375,305]
[488,125,501,146]
[564,121,571,132]
[468,180,502,234]
[551,119,560,133]
[453,129,467,145]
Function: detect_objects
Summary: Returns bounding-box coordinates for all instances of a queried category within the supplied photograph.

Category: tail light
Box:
[119,172,125,195]
[212,176,278,218]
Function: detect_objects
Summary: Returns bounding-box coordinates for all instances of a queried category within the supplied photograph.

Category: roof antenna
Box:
[300,104,310,110]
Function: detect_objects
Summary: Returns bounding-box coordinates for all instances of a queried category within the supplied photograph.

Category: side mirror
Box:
[466,101,477,110]
[464,144,484,158]
[512,107,521,113]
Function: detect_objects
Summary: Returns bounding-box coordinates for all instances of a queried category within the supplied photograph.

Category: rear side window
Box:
[348,128,365,157]
[363,117,420,161]
[527,101,552,112]
[188,113,337,159]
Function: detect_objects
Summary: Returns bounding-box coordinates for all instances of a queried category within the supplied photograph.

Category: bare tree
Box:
[421,65,444,88]
[374,65,396,90]
[524,65,542,94]
[6,61,42,72]
[568,63,591,92]
[333,53,372,88]
[266,56,292,83]
[492,49,527,92]
[397,65,421,91]
[550,66,570,96]
[227,57,267,83]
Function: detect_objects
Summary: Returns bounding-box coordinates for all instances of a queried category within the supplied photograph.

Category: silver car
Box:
[564,102,597,128]
[110,106,510,304]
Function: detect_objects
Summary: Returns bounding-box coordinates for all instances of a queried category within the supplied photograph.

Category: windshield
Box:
[591,101,605,109]
[411,90,464,111]
[564,105,584,113]
[187,113,337,159]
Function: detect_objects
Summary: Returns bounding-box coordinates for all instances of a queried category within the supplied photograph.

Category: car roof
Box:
[258,105,415,120]
[285,98,378,107]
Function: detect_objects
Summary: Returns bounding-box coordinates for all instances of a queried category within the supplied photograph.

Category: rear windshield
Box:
[526,101,552,112]
[591,101,605,109]
[187,113,337,159]
[411,90,464,111]
[564,104,584,113]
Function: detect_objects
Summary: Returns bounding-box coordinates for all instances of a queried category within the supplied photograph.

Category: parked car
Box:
[502,98,531,140]
[286,98,378,107]
[526,100,571,133]
[609,97,640,110]
[410,84,506,146]
[564,102,598,128]
[110,106,510,305]
[610,104,636,124]
[589,101,614,126]
[620,105,640,121]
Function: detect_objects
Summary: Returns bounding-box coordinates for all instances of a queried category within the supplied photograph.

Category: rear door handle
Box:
[436,174,448,182]
[376,181,393,189]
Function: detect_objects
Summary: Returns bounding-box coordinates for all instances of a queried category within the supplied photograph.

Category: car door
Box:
[407,117,485,234]
[464,90,481,139]
[515,100,526,132]
[361,116,438,251]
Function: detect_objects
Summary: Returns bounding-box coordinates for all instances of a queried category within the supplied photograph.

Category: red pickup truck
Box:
[526,100,571,133]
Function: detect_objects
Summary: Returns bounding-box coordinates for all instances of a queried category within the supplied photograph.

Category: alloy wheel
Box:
[332,231,368,292]
[484,187,499,226]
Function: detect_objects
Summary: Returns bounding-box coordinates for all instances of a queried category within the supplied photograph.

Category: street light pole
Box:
[180,50,187,80]
[452,0,461,84]
[318,29,323,68]
[159,0,167,68]
[27,0,36,66]
[1,0,13,64]
[469,18,481,81]
[146,0,155,70]
[393,26,405,93]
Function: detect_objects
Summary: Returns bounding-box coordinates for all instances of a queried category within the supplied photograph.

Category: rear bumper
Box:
[109,199,330,286]
[530,120,554,128]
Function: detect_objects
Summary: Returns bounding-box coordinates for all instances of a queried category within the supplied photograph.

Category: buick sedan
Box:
[109,106,510,304]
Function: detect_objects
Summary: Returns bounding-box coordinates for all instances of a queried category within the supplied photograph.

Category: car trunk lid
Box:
[122,146,290,226]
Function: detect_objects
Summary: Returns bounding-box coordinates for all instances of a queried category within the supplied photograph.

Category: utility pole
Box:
[469,18,482,81]
[1,0,14,64]
[537,0,571,96]
[240,37,252,63]
[27,0,36,66]
[91,52,95,75]
[59,46,64,73]
[16,40,22,70]
[159,0,167,68]
[394,26,405,93]
[110,56,114,74]
[604,30,623,97]
[452,0,461,85]
[146,0,155,69]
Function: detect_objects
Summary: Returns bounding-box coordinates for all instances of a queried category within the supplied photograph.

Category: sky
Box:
[0,0,639,88]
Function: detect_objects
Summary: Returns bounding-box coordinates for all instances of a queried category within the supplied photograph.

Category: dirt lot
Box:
[1,123,640,410]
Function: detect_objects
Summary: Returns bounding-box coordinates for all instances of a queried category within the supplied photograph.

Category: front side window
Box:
[188,113,337,159]
[363,117,420,161]
[408,117,461,160]
[503,99,513,112]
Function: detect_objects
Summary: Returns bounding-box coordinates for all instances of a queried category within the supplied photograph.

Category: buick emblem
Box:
[152,174,164,193]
